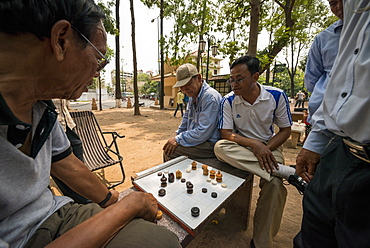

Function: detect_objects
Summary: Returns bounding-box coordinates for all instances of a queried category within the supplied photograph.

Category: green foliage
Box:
[138,0,334,94]
[137,73,152,82]
[140,81,159,94]
[97,0,119,35]
[141,0,217,64]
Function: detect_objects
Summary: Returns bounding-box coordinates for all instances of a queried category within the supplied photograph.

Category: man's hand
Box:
[251,140,278,173]
[163,137,179,156]
[296,148,321,182]
[122,191,158,223]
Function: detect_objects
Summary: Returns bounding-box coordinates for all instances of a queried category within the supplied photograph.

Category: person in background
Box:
[173,89,184,117]
[0,1,180,247]
[163,63,222,161]
[294,90,306,108]
[294,1,370,246]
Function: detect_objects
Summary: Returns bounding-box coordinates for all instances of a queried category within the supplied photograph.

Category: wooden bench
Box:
[120,158,253,247]
[290,123,305,148]
[291,111,304,122]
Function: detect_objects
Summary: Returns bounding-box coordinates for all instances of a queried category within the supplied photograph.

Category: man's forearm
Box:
[46,191,157,248]
[221,130,258,148]
[266,127,291,151]
[51,154,117,205]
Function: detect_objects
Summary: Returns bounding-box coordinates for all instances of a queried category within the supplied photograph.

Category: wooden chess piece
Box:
[160,175,167,187]
[209,169,216,179]
[156,210,163,220]
[202,164,209,176]
[216,170,223,182]
[186,181,193,194]
[176,170,182,179]
[191,161,197,170]
[168,173,175,183]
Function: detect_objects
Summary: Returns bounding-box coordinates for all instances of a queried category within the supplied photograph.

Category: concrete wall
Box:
[77,89,109,101]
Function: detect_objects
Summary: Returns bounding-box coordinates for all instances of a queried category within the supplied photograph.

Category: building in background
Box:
[150,52,224,107]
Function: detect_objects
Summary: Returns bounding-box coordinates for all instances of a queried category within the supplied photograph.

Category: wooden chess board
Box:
[133,156,245,235]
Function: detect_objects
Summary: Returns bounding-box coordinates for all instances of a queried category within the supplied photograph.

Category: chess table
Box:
[120,156,254,247]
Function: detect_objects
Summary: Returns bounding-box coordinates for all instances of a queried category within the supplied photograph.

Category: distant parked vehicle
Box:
[149,92,157,100]
[122,92,134,100]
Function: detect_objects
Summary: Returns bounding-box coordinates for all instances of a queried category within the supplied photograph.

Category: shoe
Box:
[288,174,307,195]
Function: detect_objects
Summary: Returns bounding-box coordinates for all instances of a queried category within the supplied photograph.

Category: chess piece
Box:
[202,188,207,193]
[191,161,197,170]
[176,170,182,179]
[202,165,209,176]
[186,181,193,194]
[168,173,175,183]
[216,171,223,182]
[181,178,186,183]
[209,169,216,179]
[191,207,200,217]
[157,172,162,176]
[211,192,218,198]
[160,175,167,187]
[156,210,163,220]
[158,189,166,196]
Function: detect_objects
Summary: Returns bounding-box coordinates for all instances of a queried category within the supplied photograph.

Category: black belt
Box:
[343,139,370,163]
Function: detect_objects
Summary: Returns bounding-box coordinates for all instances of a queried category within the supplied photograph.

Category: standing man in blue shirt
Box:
[294,0,370,247]
[305,0,343,125]
[163,63,222,160]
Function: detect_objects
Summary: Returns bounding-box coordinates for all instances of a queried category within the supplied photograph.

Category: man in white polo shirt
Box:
[214,55,306,248]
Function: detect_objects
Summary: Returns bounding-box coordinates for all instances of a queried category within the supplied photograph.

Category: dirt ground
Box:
[51,106,304,248]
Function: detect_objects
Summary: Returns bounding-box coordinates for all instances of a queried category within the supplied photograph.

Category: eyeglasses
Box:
[227,75,252,85]
[71,25,109,72]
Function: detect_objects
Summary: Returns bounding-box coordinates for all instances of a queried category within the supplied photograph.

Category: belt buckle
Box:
[343,139,370,163]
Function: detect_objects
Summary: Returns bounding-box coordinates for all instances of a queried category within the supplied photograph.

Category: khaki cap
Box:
[173,64,199,88]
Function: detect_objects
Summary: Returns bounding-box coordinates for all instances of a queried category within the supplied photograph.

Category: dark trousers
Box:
[174,103,184,117]
[294,137,370,248]
[295,100,304,108]
[52,127,91,204]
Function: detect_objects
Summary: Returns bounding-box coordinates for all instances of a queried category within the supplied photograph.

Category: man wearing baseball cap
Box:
[163,63,222,160]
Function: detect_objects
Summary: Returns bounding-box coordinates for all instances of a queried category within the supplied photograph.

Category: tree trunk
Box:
[248,0,260,57]
[115,0,122,108]
[130,0,140,115]
[260,0,296,73]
